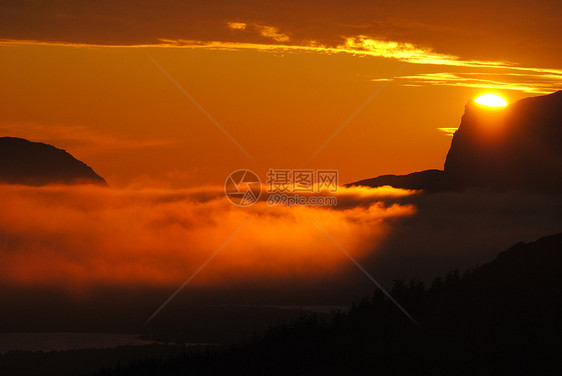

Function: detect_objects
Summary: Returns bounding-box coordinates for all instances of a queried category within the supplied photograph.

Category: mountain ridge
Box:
[0,137,107,186]
[348,90,562,192]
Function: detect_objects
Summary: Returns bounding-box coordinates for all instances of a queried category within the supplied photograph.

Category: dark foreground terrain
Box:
[1,232,561,375]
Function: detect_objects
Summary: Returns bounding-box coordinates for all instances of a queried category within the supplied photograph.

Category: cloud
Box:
[227,22,247,31]
[0,184,415,293]
[255,25,290,42]
[227,22,290,42]
[2,31,561,95]
[391,72,562,94]
[156,36,562,94]
[337,36,506,68]
[150,35,562,71]
[0,123,175,156]
[1,0,560,86]
[437,127,457,136]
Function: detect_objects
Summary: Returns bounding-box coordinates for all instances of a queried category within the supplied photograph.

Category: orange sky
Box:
[1,1,561,187]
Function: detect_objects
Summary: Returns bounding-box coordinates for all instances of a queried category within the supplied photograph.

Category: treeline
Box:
[0,343,190,376]
[93,233,562,375]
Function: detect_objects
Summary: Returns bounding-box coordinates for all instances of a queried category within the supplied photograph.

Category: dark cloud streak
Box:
[1,0,561,67]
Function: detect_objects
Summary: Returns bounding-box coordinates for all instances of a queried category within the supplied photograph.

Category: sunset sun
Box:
[474,93,508,107]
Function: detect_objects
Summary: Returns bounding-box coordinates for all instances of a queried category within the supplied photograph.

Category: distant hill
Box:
[349,91,562,192]
[349,168,445,191]
[0,137,107,186]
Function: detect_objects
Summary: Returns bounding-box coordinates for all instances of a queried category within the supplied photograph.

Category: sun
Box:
[474,93,508,107]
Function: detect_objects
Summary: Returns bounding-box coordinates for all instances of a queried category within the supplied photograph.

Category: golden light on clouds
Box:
[0,185,415,290]
[337,36,516,69]
[227,22,290,42]
[145,35,562,95]
[256,25,290,42]
[2,28,561,95]
[227,22,247,30]
[437,128,458,137]
[171,31,561,94]
[394,72,560,94]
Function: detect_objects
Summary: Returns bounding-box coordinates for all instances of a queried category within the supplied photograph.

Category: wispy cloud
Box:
[337,36,507,68]
[154,34,510,70]
[227,22,247,30]
[227,22,289,42]
[256,25,290,42]
[0,123,175,155]
[437,127,458,136]
[389,72,562,94]
[155,32,562,94]
[2,28,562,95]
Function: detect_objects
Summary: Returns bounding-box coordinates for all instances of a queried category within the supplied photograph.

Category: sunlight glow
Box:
[474,93,508,107]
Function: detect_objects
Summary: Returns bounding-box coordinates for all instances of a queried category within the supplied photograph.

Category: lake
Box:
[0,332,159,354]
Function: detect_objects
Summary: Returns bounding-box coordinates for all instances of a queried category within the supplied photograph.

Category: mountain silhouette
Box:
[0,137,107,186]
[350,91,562,192]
